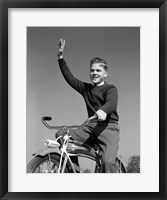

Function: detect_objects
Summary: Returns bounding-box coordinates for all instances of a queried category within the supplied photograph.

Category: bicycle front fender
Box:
[32,147,60,157]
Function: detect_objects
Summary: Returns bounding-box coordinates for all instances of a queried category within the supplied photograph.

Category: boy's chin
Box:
[91,80,105,86]
[91,79,99,83]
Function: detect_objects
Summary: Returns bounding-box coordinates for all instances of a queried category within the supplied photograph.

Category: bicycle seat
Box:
[67,140,101,159]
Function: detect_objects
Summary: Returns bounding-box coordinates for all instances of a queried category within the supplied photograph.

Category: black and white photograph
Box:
[1,0,166,198]
[26,27,140,174]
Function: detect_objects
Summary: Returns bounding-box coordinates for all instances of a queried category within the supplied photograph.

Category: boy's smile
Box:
[90,63,108,86]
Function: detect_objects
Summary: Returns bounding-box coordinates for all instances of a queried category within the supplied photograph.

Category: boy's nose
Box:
[92,73,98,76]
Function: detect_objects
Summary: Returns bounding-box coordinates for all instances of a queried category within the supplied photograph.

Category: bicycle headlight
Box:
[44,140,60,148]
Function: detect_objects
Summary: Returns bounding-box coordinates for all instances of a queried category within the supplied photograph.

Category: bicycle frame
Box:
[30,116,125,173]
[43,131,102,173]
[57,134,77,173]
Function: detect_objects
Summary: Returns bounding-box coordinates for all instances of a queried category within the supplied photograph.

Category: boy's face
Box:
[90,63,108,85]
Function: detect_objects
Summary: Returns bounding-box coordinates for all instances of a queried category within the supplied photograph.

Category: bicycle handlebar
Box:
[41,115,97,130]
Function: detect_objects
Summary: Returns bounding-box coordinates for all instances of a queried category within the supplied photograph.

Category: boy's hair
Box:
[90,57,108,71]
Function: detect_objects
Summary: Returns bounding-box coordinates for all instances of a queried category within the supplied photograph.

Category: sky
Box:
[26,27,140,169]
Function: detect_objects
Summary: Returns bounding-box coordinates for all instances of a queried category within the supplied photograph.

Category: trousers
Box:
[56,121,120,173]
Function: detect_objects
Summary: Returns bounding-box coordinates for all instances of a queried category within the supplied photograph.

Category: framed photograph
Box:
[0,0,166,199]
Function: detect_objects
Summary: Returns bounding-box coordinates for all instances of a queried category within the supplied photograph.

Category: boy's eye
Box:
[90,69,101,72]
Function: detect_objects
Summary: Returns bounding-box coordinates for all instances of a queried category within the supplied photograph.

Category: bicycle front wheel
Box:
[27,153,71,173]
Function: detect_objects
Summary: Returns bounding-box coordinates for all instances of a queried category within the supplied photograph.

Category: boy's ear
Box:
[104,72,108,77]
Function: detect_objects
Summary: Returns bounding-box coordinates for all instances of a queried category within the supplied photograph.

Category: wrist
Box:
[57,52,64,59]
[58,55,63,59]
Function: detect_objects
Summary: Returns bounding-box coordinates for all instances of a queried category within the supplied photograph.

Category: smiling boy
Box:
[56,39,120,173]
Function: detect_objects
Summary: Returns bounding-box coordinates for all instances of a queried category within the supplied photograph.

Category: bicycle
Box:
[27,116,126,173]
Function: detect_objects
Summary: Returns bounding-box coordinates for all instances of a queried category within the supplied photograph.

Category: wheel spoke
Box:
[34,160,59,173]
[27,154,70,173]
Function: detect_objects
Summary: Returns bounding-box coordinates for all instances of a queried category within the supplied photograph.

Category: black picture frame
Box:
[0,0,166,199]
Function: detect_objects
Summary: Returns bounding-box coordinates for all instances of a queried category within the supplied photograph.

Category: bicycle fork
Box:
[57,135,76,173]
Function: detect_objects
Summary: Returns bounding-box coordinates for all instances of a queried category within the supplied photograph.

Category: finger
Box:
[59,38,62,45]
[61,40,64,48]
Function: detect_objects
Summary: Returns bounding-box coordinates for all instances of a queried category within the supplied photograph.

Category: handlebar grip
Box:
[42,116,52,121]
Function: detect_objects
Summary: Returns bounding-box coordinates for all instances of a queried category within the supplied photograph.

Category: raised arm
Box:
[57,38,86,94]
